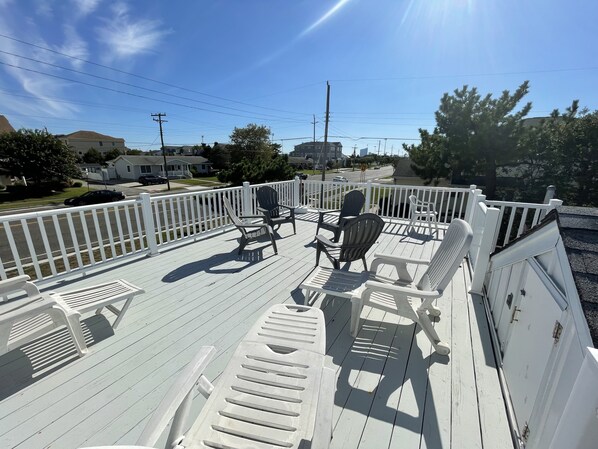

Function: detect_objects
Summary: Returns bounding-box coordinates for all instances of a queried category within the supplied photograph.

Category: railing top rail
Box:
[148,186,242,201]
[302,180,471,193]
[486,199,555,208]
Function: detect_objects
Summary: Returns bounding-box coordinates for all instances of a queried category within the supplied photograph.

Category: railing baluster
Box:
[503,206,517,246]
[92,209,107,262]
[67,214,84,268]
[21,219,42,280]
[517,207,530,239]
[36,216,56,276]
[52,215,70,273]
[124,205,136,253]
[103,206,117,259]
[113,205,126,256]
[4,221,24,276]
[134,202,145,250]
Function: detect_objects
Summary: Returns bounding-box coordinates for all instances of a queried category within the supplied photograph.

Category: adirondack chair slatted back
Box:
[338,190,365,222]
[256,186,281,218]
[222,198,246,236]
[416,218,473,292]
[339,213,385,263]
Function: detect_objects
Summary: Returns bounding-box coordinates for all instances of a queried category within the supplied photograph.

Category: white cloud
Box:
[35,1,54,18]
[97,1,170,60]
[56,25,89,68]
[0,17,79,117]
[72,0,102,17]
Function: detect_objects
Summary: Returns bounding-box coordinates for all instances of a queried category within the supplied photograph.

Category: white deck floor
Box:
[0,213,513,449]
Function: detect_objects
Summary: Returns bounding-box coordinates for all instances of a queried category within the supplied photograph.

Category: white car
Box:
[332,176,348,183]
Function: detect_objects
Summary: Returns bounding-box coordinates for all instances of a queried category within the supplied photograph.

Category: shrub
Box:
[72,181,83,188]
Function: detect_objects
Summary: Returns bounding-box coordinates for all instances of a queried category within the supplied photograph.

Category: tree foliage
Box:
[202,142,230,170]
[217,155,295,186]
[0,129,79,185]
[82,148,104,163]
[229,124,280,163]
[519,101,598,206]
[405,82,532,198]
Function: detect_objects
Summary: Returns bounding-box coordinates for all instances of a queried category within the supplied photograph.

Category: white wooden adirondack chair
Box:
[352,219,473,355]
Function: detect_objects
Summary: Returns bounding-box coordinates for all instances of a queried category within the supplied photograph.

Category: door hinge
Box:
[521,423,530,442]
[552,320,563,344]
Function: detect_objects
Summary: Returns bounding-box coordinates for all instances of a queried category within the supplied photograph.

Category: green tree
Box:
[217,155,295,186]
[202,142,231,170]
[103,148,122,162]
[82,148,104,163]
[229,124,280,163]
[519,102,598,206]
[0,129,79,185]
[405,82,532,198]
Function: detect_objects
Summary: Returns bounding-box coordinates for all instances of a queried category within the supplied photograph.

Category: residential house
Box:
[290,141,344,166]
[110,155,211,180]
[0,115,16,186]
[57,130,126,158]
[0,114,15,134]
[485,206,598,449]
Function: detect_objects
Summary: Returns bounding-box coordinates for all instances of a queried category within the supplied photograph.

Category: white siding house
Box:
[485,206,598,449]
[110,155,211,180]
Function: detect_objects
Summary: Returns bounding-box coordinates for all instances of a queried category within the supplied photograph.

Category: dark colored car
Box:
[138,175,167,185]
[64,190,126,206]
[295,172,308,180]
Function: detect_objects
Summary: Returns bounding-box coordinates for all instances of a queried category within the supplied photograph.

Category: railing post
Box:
[365,180,372,212]
[293,177,301,207]
[470,205,501,295]
[242,181,252,216]
[464,185,482,225]
[139,193,159,256]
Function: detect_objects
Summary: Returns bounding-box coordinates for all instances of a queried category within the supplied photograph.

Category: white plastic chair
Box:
[408,194,438,235]
[352,219,473,355]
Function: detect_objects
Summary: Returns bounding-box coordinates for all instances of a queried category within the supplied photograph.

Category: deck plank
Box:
[0,215,514,449]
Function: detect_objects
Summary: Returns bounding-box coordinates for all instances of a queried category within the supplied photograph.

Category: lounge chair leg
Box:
[362,257,368,271]
[416,309,449,355]
[51,307,88,356]
[350,297,363,337]
[111,296,134,329]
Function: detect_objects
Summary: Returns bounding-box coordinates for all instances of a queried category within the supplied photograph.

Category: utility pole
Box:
[378,139,381,156]
[151,112,171,191]
[311,114,318,168]
[320,82,331,208]
[352,145,357,171]
[383,138,387,156]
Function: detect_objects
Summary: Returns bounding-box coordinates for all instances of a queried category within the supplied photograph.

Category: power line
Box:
[0,32,312,116]
[0,59,307,123]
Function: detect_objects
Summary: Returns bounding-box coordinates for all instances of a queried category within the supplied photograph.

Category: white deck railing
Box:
[0,179,561,284]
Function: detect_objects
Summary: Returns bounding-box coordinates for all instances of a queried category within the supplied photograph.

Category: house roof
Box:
[0,115,15,133]
[557,206,598,348]
[114,155,210,165]
[493,207,598,347]
[59,130,124,141]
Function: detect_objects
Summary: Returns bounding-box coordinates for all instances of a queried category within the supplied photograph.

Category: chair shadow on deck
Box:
[324,302,449,447]
[161,246,273,283]
[0,315,113,401]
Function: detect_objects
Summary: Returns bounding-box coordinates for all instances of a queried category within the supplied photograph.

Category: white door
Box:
[502,262,563,436]
[496,261,525,353]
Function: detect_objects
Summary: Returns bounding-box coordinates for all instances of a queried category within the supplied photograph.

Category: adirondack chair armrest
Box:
[238,214,267,222]
[318,209,341,218]
[278,204,295,213]
[339,215,357,228]
[315,234,340,249]
[136,346,217,448]
[363,280,442,299]
[237,222,269,231]
[370,253,430,281]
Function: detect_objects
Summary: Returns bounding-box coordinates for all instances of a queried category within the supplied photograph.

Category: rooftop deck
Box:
[0,213,513,449]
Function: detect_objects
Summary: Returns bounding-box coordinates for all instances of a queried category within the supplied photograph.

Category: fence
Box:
[0,178,561,284]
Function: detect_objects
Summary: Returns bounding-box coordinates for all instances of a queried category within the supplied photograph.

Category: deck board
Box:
[0,214,513,449]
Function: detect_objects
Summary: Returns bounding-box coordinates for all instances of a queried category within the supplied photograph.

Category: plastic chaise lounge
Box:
[0,275,144,357]
[316,189,365,242]
[353,218,473,355]
[81,305,334,449]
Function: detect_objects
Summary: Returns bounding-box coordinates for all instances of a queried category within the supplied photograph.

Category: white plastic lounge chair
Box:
[0,276,144,357]
[352,219,473,355]
[408,194,439,235]
[1,275,87,356]
[81,306,334,449]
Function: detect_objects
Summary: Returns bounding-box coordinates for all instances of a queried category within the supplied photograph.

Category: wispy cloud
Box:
[56,25,89,68]
[96,2,170,61]
[72,0,102,17]
[35,1,54,18]
[299,0,352,38]
[0,16,79,117]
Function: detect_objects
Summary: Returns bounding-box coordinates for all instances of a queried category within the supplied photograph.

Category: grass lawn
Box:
[174,177,225,187]
[0,187,91,211]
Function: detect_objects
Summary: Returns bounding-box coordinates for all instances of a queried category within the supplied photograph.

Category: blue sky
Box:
[0,0,597,155]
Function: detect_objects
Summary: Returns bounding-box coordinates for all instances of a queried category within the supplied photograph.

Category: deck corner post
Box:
[365,180,373,211]
[242,181,252,216]
[464,185,482,225]
[139,193,159,256]
[470,205,500,295]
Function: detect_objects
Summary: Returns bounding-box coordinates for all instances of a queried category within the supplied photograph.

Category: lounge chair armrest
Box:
[315,234,340,248]
[136,346,217,448]
[363,280,442,299]
[370,253,430,282]
[0,274,41,299]
[0,295,56,322]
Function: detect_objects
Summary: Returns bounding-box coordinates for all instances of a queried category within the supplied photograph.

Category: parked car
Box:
[64,190,126,206]
[332,176,349,183]
[138,175,167,185]
[295,172,308,180]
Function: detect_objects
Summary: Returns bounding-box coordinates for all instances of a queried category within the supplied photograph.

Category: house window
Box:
[127,166,131,172]
[99,141,103,146]
[112,142,115,147]
[140,165,152,174]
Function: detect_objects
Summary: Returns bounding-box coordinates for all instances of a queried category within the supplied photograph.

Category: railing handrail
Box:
[0,199,139,222]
